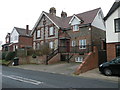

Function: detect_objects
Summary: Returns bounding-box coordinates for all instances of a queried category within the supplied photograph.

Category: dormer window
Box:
[73,25,79,31]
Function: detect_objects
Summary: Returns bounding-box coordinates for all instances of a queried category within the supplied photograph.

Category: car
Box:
[99,56,120,76]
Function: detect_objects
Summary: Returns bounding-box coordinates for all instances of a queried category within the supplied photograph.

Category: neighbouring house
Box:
[31,7,106,64]
[3,25,33,52]
[104,0,120,61]
[2,33,11,51]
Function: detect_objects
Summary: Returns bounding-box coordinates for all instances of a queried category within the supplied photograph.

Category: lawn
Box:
[0,60,12,66]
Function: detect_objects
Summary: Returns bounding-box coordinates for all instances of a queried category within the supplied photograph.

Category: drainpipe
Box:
[88,23,93,52]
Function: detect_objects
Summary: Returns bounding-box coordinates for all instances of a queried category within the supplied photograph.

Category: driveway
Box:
[10,63,119,82]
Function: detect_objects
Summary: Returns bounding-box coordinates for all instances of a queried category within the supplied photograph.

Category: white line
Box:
[2,74,43,85]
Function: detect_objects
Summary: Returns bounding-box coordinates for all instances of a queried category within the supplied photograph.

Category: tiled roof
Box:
[45,8,100,28]
[14,27,31,36]
[31,8,100,34]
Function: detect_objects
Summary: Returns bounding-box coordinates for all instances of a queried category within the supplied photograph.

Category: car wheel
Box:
[104,68,112,76]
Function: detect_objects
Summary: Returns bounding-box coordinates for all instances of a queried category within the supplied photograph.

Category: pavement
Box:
[10,62,119,82]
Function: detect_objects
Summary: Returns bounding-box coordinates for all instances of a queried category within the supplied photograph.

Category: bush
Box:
[2,52,8,60]
[5,51,16,60]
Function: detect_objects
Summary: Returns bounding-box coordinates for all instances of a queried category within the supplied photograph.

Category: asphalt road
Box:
[1,65,119,89]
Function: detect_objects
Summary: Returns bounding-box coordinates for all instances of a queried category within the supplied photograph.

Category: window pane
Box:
[37,30,41,38]
[79,39,86,49]
[49,42,54,49]
[115,18,120,32]
[116,45,120,57]
[49,27,54,35]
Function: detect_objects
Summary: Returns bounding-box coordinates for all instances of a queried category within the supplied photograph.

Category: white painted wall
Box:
[106,7,120,43]
[70,17,80,25]
[10,28,19,43]
[92,9,106,30]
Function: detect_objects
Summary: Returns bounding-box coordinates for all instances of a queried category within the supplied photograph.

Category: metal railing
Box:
[58,45,101,53]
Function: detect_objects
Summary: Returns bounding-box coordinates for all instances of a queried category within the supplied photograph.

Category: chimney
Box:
[61,11,67,18]
[49,7,56,15]
[26,25,29,35]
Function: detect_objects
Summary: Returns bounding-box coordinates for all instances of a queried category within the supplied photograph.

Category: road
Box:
[1,65,119,89]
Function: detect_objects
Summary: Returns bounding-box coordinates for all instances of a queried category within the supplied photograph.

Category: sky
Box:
[0,0,115,47]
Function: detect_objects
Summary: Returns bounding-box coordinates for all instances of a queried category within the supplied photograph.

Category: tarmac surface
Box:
[11,62,119,82]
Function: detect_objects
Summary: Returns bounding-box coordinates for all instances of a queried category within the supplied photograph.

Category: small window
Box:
[73,25,79,31]
[49,27,54,36]
[79,39,86,49]
[49,42,54,49]
[72,40,76,47]
[114,18,120,32]
[37,30,41,38]
[75,57,83,62]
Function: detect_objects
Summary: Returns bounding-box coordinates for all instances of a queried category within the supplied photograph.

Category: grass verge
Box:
[0,60,12,66]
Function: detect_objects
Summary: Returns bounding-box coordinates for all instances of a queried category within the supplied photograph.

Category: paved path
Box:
[11,63,119,82]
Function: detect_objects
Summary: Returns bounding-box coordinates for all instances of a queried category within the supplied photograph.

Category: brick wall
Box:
[106,43,116,61]
[74,46,98,75]
[19,35,33,48]
[48,53,61,64]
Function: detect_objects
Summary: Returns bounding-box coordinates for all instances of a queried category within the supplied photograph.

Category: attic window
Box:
[73,25,79,31]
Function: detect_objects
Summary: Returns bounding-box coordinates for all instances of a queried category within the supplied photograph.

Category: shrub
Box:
[2,52,8,60]
[5,51,16,60]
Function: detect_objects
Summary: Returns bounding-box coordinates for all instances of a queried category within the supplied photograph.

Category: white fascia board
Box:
[69,14,81,24]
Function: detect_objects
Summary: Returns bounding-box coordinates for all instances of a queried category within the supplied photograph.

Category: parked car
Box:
[99,57,120,76]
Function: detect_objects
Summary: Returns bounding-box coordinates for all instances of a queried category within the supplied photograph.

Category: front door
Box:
[66,40,70,52]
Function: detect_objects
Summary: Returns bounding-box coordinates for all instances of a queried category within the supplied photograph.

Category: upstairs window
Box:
[49,27,54,36]
[72,40,76,47]
[114,18,120,32]
[73,25,79,31]
[37,30,41,38]
[79,39,86,49]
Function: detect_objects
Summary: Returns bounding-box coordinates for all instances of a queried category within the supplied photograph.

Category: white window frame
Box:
[49,41,54,49]
[37,30,41,38]
[73,25,79,31]
[79,39,86,49]
[72,40,76,47]
[49,27,54,36]
[75,57,83,62]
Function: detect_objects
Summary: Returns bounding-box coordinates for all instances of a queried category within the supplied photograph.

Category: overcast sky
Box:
[0,0,115,46]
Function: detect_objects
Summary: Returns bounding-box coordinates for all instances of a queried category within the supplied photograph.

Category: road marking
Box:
[2,74,43,85]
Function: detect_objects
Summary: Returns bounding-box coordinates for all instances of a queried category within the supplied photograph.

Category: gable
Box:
[10,28,19,43]
[31,12,59,35]
[91,9,105,30]
[69,15,81,25]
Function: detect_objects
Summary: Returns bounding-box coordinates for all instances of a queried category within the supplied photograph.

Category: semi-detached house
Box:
[104,0,120,61]
[31,7,106,64]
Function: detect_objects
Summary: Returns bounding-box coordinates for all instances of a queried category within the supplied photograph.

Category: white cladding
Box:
[92,10,106,31]
[10,28,19,43]
[70,17,81,25]
[106,7,120,43]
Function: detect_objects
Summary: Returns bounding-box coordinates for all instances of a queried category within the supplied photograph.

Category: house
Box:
[31,7,106,64]
[2,33,11,51]
[104,0,120,61]
[3,25,33,51]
